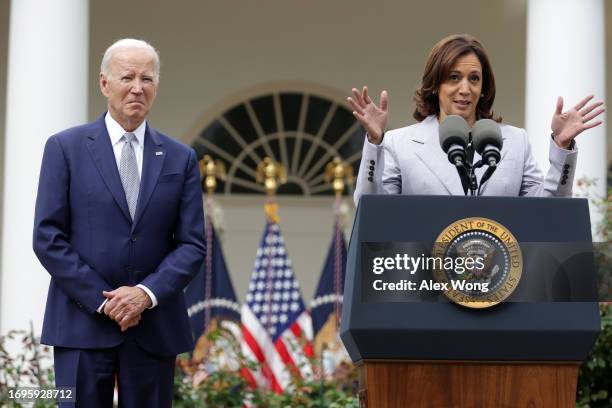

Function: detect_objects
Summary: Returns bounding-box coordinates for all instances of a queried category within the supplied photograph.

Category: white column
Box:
[1,0,89,333]
[526,0,606,233]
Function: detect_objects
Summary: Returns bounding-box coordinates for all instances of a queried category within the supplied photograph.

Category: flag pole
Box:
[243,157,312,392]
[256,156,286,223]
[199,155,226,334]
[255,157,287,373]
[324,157,354,331]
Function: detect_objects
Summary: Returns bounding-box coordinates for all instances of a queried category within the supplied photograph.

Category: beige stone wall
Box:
[87,0,528,139]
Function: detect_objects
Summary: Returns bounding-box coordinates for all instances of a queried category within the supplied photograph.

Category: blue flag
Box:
[185,224,240,342]
[311,222,347,336]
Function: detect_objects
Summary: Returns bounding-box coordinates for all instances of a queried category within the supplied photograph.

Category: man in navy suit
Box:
[33,38,205,407]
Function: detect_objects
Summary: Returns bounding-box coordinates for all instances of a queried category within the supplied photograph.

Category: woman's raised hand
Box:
[551,95,605,149]
[347,86,389,145]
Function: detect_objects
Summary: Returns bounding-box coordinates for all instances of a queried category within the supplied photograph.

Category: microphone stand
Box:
[455,163,473,196]
[450,137,498,196]
[460,138,499,196]
[464,160,498,196]
[468,160,482,196]
[458,141,480,196]
[477,165,497,196]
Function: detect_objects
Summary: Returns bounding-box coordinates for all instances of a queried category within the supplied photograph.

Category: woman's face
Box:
[437,52,483,126]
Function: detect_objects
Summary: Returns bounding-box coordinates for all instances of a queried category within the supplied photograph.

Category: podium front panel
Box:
[340,195,601,362]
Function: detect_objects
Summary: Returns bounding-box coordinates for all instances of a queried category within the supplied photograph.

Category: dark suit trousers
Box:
[54,338,175,408]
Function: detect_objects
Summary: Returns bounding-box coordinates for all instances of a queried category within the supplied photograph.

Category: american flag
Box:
[241,221,313,393]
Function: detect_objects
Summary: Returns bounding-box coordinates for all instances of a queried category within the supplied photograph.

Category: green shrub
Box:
[576,303,611,408]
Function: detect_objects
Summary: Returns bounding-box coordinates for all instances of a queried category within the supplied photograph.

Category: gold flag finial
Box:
[256,157,285,223]
[199,155,226,195]
[324,157,354,197]
[256,157,287,197]
[264,201,281,224]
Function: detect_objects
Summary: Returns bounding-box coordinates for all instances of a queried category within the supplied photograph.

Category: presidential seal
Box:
[431,217,522,308]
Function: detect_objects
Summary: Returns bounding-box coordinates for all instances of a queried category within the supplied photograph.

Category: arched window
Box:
[188,83,363,195]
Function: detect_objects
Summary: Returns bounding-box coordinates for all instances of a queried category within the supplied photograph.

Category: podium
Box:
[340,195,601,407]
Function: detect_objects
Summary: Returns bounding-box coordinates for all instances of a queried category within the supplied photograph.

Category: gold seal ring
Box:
[431,217,523,309]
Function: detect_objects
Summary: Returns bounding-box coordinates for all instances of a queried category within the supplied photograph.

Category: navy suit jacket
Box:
[33,114,205,357]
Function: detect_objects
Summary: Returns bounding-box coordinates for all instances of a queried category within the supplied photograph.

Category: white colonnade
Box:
[1,0,89,333]
[526,0,606,231]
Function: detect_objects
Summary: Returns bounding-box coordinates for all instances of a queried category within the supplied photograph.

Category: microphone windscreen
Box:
[439,115,470,152]
[472,119,503,154]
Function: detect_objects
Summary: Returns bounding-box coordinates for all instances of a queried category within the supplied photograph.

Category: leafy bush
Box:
[576,179,612,408]
[173,325,358,408]
[0,324,55,408]
[576,303,611,408]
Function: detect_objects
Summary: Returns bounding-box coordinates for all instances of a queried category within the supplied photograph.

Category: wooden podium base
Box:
[357,360,580,408]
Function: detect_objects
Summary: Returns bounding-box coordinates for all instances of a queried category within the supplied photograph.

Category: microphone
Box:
[472,119,503,167]
[439,115,470,167]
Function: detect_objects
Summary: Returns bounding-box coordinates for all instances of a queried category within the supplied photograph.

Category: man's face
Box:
[100,47,158,131]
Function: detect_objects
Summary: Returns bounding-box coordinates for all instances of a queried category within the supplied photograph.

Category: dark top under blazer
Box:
[33,113,205,357]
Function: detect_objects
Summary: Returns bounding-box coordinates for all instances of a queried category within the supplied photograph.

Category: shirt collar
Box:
[104,112,146,147]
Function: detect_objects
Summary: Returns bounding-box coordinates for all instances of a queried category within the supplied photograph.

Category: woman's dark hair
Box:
[413,34,501,123]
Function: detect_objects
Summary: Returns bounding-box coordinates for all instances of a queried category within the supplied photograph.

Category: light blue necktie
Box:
[119,133,140,220]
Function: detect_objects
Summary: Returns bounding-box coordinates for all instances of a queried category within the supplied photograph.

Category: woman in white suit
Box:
[349,34,605,204]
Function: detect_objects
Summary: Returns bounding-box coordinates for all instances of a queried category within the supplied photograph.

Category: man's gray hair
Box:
[100,38,160,82]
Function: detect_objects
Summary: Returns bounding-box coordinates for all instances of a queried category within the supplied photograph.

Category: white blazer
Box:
[354,116,577,205]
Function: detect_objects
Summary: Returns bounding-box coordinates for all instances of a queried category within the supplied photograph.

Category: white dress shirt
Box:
[97,112,158,313]
[105,112,145,177]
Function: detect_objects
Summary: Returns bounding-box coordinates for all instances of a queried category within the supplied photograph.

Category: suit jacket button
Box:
[563,169,569,175]
[369,166,374,171]
[370,160,375,165]
[368,177,373,182]
[561,180,567,185]
[564,164,570,170]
